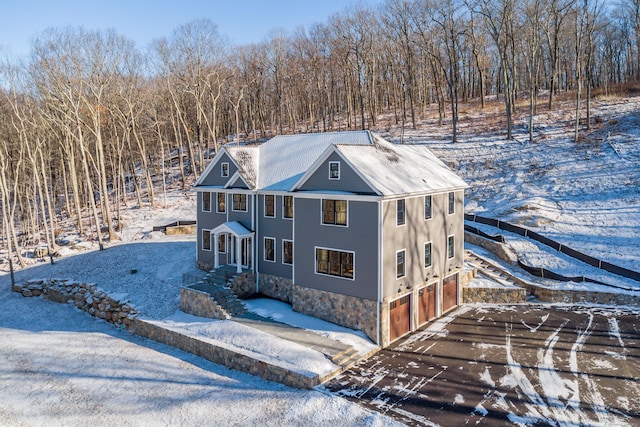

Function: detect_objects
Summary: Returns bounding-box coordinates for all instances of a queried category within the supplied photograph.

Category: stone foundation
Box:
[13,279,139,327]
[463,286,526,304]
[258,273,294,303]
[291,286,378,344]
[230,272,256,298]
[180,287,229,320]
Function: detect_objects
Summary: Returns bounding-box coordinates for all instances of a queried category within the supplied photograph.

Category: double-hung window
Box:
[397,199,406,226]
[264,237,275,262]
[202,192,211,212]
[233,194,247,211]
[264,194,275,217]
[202,230,211,251]
[448,192,455,215]
[283,240,293,265]
[424,242,432,268]
[448,235,455,259]
[217,193,226,213]
[283,196,294,219]
[396,249,406,278]
[424,195,432,220]
[221,162,229,177]
[329,161,340,179]
[322,199,347,226]
[218,234,226,253]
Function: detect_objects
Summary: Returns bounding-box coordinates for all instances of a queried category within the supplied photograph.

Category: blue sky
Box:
[0,0,382,58]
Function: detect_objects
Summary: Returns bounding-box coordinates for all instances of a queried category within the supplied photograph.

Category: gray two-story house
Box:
[194,130,467,347]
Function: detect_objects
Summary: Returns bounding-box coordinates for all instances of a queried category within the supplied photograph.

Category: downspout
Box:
[254,192,259,294]
[377,199,383,346]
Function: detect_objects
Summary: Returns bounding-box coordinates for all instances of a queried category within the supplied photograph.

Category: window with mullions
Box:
[264,237,275,262]
[202,230,211,251]
[283,196,293,219]
[448,235,455,259]
[322,199,347,226]
[448,192,455,214]
[283,240,293,265]
[424,242,432,268]
[396,249,406,278]
[329,161,340,179]
[202,192,211,212]
[221,162,229,177]
[264,194,275,217]
[315,248,354,279]
[218,234,226,253]
[397,199,405,226]
[217,192,226,213]
[233,194,247,211]
[424,195,432,220]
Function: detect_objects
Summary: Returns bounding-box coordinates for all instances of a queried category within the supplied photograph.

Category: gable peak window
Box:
[322,199,347,226]
[221,162,229,177]
[448,192,455,215]
[397,199,406,226]
[329,161,340,180]
[233,193,247,211]
[424,195,432,220]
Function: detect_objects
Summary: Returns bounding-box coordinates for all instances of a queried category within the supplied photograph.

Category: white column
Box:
[213,232,219,269]
[236,236,242,273]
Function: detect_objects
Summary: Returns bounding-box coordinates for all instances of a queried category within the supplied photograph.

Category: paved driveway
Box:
[324,304,640,426]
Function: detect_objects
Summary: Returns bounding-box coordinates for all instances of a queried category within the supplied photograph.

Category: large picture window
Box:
[315,248,354,279]
[217,192,226,213]
[233,193,247,211]
[264,237,275,262]
[322,199,347,226]
[264,194,275,217]
[283,196,294,219]
[424,195,432,220]
[397,199,405,226]
[202,192,211,212]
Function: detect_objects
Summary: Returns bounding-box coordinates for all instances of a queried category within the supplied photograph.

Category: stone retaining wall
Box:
[465,231,518,264]
[180,287,229,320]
[13,279,139,327]
[463,286,526,304]
[526,285,640,306]
[128,318,319,389]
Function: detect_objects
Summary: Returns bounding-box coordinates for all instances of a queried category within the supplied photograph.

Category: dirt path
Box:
[324,304,640,426]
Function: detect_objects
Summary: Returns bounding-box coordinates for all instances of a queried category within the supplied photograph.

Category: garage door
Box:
[442,273,458,313]
[418,284,436,325]
[389,295,411,342]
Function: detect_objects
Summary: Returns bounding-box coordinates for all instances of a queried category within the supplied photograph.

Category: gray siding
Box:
[257,194,293,279]
[298,152,377,194]
[199,153,238,186]
[381,191,464,299]
[196,191,228,266]
[294,198,378,300]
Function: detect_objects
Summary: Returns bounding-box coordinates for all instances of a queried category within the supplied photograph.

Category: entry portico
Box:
[211,221,254,273]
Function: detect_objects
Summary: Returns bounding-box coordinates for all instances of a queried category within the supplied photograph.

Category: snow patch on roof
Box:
[226,146,259,188]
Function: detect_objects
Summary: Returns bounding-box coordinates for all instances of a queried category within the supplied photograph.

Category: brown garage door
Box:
[418,284,436,325]
[389,295,411,342]
[443,273,458,313]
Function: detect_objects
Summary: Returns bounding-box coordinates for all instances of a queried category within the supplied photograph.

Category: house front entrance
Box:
[211,221,255,273]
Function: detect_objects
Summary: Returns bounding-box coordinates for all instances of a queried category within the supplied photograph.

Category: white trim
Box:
[377,200,382,345]
[221,162,229,177]
[225,171,251,190]
[447,234,455,259]
[216,192,227,214]
[194,148,240,187]
[202,229,212,252]
[264,194,276,218]
[282,195,294,220]
[263,237,276,263]
[282,239,293,265]
[314,246,355,281]
[416,281,438,326]
[320,199,349,227]
[396,198,406,227]
[328,161,340,180]
[396,248,406,279]
[423,241,433,269]
[202,192,212,213]
[424,195,433,220]
[232,193,248,212]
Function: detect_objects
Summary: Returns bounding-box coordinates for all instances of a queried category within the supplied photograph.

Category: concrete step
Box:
[331,347,360,368]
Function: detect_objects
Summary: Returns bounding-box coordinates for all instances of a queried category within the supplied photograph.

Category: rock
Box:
[21,290,33,297]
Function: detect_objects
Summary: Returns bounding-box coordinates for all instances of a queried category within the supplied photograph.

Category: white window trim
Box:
[282,239,293,265]
[328,161,340,180]
[447,234,455,259]
[397,199,406,227]
[424,241,433,269]
[314,246,356,281]
[424,195,433,220]
[202,192,212,213]
[264,194,275,218]
[282,195,294,220]
[321,199,349,227]
[232,193,248,212]
[396,248,406,279]
[221,162,229,177]
[202,229,211,251]
[216,192,226,214]
[263,237,276,263]
[448,192,455,215]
